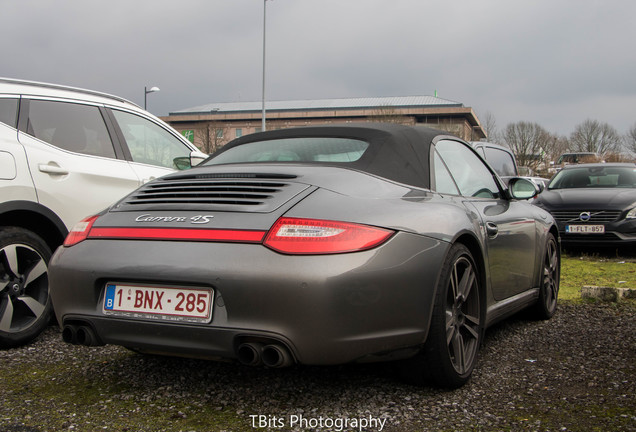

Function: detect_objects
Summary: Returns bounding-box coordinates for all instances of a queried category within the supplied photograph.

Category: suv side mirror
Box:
[172,151,209,170]
[508,177,541,200]
[190,151,208,167]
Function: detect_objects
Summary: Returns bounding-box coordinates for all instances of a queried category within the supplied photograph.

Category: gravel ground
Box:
[1,301,634,432]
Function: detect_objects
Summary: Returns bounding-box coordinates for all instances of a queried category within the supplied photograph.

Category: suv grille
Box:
[551,210,622,223]
[116,175,310,213]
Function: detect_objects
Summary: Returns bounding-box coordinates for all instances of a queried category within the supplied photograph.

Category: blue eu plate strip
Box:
[104,284,116,310]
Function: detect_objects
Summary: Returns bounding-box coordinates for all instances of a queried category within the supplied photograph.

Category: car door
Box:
[17,98,142,229]
[0,97,38,202]
[433,139,537,300]
[107,108,199,184]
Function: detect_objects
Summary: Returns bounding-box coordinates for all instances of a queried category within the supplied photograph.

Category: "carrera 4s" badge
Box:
[135,214,215,224]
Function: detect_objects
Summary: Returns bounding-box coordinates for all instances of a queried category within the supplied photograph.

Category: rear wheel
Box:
[532,233,559,320]
[0,227,53,348]
[403,243,484,388]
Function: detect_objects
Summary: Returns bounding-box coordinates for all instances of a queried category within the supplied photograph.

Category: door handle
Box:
[486,222,498,238]
[38,163,69,175]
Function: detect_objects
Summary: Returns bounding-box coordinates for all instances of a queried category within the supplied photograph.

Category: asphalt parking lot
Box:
[1,299,634,432]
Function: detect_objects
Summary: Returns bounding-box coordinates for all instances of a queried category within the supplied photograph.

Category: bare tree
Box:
[625,121,636,156]
[195,121,229,154]
[502,122,551,171]
[604,152,632,162]
[542,133,570,171]
[481,111,499,143]
[570,119,621,157]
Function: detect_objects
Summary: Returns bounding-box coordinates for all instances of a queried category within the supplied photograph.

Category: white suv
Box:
[0,78,207,347]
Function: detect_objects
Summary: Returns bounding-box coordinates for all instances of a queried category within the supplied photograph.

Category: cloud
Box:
[2,0,635,136]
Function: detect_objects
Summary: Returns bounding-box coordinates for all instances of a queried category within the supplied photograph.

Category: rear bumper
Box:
[50,232,448,365]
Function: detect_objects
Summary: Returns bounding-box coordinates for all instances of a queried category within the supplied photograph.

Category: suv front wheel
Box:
[0,227,53,348]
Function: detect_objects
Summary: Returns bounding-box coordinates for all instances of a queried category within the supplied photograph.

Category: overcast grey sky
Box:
[2,0,635,137]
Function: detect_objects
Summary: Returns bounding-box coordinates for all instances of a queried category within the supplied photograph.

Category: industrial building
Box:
[162,95,486,153]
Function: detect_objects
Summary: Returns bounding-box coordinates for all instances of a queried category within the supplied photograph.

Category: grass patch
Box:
[560,253,636,301]
[0,352,246,432]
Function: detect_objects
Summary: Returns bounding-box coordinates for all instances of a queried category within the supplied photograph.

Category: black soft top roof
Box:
[206,123,454,189]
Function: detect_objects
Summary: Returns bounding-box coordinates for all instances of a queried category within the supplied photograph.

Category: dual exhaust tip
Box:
[62,323,103,346]
[62,323,293,368]
[237,342,294,368]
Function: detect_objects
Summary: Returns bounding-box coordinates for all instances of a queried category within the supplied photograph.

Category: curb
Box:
[581,286,636,302]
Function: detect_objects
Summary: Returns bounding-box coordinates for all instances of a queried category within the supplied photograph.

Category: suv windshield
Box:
[205,137,369,165]
[548,166,636,189]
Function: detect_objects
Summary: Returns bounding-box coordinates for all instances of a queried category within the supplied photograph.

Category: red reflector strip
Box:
[88,227,266,243]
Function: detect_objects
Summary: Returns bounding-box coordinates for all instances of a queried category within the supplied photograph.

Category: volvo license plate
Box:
[565,225,605,234]
[103,283,213,323]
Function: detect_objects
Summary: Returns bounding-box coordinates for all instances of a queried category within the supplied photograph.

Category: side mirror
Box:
[190,150,208,167]
[173,151,209,170]
[508,177,541,200]
[173,156,191,170]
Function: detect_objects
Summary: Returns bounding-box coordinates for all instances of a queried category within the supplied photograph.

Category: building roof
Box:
[169,95,463,116]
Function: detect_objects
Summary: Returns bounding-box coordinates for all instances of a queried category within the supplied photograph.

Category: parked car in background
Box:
[470,141,550,189]
[50,124,559,388]
[0,77,207,347]
[533,163,636,246]
[525,176,550,191]
[547,152,603,175]
[556,152,601,165]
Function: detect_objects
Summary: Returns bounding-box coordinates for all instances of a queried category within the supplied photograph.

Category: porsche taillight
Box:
[63,215,99,247]
[263,217,394,255]
[63,215,394,255]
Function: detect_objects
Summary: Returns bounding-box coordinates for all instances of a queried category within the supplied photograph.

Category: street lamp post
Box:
[262,0,269,132]
[144,86,160,110]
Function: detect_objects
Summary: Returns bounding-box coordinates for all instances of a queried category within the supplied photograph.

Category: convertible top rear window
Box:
[200,124,435,188]
[205,137,369,165]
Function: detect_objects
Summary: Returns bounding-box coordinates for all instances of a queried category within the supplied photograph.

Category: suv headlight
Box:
[627,207,636,219]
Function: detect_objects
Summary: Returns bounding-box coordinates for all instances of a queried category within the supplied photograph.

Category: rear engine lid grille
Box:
[114,175,311,213]
[551,210,622,223]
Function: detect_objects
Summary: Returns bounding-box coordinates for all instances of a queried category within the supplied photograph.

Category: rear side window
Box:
[0,98,18,128]
[206,138,369,165]
[433,151,460,195]
[483,146,516,177]
[435,140,500,198]
[26,100,116,158]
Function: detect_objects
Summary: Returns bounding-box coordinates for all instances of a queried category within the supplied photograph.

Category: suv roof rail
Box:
[0,77,140,108]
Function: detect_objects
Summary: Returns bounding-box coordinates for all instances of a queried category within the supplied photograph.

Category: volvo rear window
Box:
[206,137,369,165]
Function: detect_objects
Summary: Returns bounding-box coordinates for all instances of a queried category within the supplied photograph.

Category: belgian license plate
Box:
[103,283,213,323]
[566,225,605,234]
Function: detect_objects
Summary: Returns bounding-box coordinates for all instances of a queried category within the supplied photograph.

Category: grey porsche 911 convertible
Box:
[49,124,560,388]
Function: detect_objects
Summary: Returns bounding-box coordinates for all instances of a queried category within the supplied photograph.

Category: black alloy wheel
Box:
[533,233,560,320]
[402,243,484,388]
[443,252,482,378]
[0,227,53,348]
